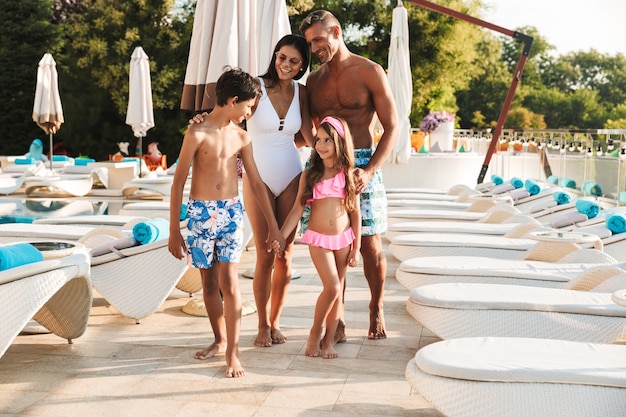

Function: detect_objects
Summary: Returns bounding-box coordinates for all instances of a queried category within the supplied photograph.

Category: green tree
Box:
[62,0,194,160]
[0,0,63,155]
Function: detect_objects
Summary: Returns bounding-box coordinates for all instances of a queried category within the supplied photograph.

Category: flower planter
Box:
[429,121,454,151]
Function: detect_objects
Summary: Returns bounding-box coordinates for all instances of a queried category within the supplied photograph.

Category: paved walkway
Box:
[1,237,443,416]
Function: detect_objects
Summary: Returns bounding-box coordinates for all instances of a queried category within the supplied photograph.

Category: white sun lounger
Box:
[78,228,189,323]
[395,247,621,291]
[24,174,93,197]
[122,177,173,198]
[407,270,626,343]
[1,252,92,358]
[406,337,626,417]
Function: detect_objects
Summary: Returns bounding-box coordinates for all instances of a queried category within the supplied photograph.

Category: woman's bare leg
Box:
[268,175,300,343]
[243,175,276,347]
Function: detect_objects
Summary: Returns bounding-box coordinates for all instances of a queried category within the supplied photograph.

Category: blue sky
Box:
[482,0,625,56]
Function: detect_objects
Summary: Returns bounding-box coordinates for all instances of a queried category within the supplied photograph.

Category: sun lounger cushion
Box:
[387,209,487,221]
[391,233,535,250]
[410,283,626,317]
[576,199,600,218]
[15,158,36,165]
[549,211,588,228]
[0,243,44,271]
[90,236,138,257]
[489,183,515,194]
[132,218,169,244]
[414,337,626,388]
[399,256,595,283]
[553,191,571,204]
[507,188,530,201]
[607,213,626,234]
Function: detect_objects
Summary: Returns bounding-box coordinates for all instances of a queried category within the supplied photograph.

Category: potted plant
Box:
[419,111,456,151]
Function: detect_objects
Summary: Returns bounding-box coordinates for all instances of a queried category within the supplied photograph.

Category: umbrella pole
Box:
[138,137,143,178]
[49,132,53,171]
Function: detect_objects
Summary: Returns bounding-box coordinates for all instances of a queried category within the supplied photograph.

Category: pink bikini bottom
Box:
[300,228,355,250]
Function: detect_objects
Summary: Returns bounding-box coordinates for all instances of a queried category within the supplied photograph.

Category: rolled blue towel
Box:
[491,174,504,185]
[547,175,559,185]
[75,158,95,166]
[524,179,541,196]
[606,213,626,234]
[582,180,602,196]
[180,203,188,221]
[575,199,600,219]
[15,158,36,165]
[0,243,44,271]
[558,177,576,189]
[510,177,524,189]
[132,218,170,245]
[552,191,571,205]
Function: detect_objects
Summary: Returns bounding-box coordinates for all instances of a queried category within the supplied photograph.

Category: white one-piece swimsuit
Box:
[246,78,303,197]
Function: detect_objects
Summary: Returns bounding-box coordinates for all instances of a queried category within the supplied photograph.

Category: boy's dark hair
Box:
[261,34,311,83]
[215,67,262,107]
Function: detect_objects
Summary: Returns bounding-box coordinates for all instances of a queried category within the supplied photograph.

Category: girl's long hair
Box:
[302,117,358,212]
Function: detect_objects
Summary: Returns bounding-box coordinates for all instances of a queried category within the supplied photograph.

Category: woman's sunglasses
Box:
[275,52,302,66]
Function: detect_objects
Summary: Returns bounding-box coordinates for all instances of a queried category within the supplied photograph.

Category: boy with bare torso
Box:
[169,68,284,378]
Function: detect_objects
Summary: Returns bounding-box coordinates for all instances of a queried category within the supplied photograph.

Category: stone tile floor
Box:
[0,239,443,416]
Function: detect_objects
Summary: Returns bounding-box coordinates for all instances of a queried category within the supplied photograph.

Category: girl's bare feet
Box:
[305,327,322,357]
[194,342,226,360]
[321,344,338,359]
[271,328,287,344]
[254,327,272,347]
[225,355,245,378]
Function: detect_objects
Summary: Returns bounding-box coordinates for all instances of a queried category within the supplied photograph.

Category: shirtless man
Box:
[168,68,284,377]
[300,10,399,339]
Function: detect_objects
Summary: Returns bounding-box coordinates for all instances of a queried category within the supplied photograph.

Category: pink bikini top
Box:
[306,170,346,204]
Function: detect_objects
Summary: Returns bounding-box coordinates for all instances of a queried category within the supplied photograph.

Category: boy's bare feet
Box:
[194,342,226,360]
[271,328,287,344]
[368,307,387,340]
[254,327,272,347]
[225,355,245,378]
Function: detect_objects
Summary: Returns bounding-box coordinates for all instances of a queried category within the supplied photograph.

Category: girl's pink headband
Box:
[320,116,345,139]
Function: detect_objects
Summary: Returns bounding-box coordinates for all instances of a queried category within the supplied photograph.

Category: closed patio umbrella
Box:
[180,0,290,112]
[388,1,412,164]
[32,53,64,170]
[126,46,154,174]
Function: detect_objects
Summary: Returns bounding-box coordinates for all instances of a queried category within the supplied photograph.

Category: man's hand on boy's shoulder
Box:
[189,112,208,125]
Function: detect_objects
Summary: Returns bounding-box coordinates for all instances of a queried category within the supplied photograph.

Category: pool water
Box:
[0,198,108,224]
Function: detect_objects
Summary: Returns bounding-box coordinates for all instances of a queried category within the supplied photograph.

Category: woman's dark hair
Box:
[261,34,311,87]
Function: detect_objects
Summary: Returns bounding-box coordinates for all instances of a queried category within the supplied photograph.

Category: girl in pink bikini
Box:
[276,116,361,358]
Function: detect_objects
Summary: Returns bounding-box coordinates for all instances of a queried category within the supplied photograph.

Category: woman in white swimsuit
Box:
[244,34,316,348]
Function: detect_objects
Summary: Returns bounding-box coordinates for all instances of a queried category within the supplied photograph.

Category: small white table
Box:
[611,289,626,308]
[525,230,603,262]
